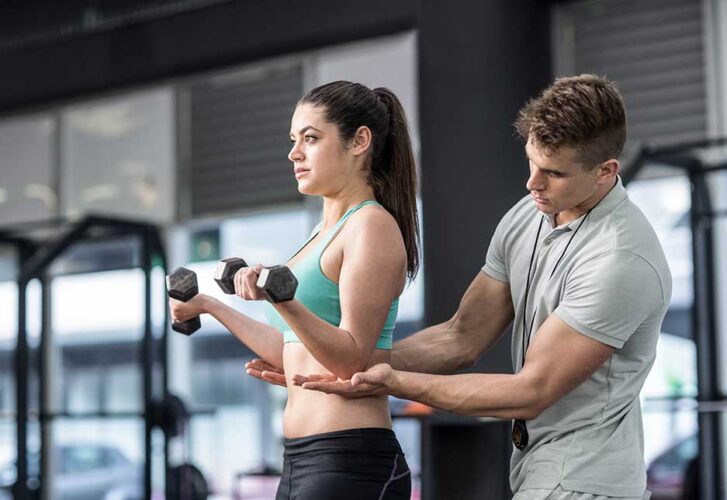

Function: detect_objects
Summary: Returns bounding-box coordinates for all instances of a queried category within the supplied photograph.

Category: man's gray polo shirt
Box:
[482,178,672,497]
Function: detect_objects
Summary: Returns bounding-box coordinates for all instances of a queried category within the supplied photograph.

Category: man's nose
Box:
[526,169,545,191]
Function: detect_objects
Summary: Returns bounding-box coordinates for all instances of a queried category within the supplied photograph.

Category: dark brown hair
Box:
[514,74,627,169]
[300,81,420,281]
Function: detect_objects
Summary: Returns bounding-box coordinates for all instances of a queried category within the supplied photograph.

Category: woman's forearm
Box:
[203,297,284,368]
[274,301,375,379]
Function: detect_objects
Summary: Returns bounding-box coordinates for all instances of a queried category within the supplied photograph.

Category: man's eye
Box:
[548,172,563,178]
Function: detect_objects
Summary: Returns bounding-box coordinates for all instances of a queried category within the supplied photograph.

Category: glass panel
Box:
[50,270,146,415]
[711,176,727,395]
[627,173,692,317]
[51,270,145,339]
[0,282,18,344]
[51,418,144,500]
[643,407,698,500]
[706,169,727,212]
[61,88,175,224]
[715,173,727,493]
[393,418,422,500]
[0,115,56,226]
[191,407,281,498]
[0,282,17,421]
[0,417,15,498]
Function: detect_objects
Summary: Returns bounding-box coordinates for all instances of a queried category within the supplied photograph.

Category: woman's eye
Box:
[304,135,317,143]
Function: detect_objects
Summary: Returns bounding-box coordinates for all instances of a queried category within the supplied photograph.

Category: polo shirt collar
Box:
[589,175,627,222]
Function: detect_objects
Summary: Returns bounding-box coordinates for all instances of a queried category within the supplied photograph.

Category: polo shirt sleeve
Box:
[481,213,510,283]
[554,250,665,348]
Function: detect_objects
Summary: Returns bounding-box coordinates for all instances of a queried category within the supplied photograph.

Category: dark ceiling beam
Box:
[0,0,419,113]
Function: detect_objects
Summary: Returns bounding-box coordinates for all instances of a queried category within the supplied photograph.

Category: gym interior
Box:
[1,0,726,499]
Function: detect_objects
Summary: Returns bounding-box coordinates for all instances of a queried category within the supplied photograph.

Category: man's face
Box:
[525,137,601,221]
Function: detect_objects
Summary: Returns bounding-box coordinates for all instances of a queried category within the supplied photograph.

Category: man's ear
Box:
[596,159,619,184]
[350,126,373,156]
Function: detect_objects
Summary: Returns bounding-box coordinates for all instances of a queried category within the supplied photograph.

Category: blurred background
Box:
[0,0,725,499]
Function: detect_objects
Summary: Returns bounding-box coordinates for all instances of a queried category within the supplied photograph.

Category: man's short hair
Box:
[514,74,627,169]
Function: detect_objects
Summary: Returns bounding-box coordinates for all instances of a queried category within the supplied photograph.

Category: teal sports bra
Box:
[265,200,398,350]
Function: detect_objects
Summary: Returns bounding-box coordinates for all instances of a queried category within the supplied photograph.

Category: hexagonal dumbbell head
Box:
[257,265,298,303]
[166,267,201,336]
[214,257,248,294]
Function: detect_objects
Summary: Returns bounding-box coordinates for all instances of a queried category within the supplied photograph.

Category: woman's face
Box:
[288,103,358,196]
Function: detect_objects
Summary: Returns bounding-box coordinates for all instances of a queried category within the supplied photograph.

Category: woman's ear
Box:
[350,126,373,156]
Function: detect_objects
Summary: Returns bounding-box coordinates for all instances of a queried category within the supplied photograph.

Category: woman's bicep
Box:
[337,216,406,350]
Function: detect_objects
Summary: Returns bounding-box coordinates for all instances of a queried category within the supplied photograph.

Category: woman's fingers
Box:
[234,266,267,300]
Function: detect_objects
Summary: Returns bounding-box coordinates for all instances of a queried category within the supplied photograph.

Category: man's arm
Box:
[391,271,514,374]
[310,313,613,419]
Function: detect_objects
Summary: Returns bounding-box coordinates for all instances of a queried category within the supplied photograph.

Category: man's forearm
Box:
[388,369,539,420]
[391,321,474,374]
[391,318,507,375]
[392,271,514,374]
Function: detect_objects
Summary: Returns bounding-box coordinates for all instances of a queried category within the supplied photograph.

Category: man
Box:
[248,74,672,500]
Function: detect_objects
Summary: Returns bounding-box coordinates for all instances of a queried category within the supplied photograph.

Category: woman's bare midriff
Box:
[282,342,392,438]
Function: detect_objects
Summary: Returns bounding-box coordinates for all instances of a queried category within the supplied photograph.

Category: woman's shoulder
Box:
[345,202,400,237]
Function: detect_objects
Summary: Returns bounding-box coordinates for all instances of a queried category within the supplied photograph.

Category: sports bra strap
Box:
[318,200,381,248]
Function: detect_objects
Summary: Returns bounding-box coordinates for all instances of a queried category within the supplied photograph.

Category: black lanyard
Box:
[513,209,592,451]
[520,209,592,367]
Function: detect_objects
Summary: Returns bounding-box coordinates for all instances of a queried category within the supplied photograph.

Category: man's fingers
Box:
[300,381,344,394]
[351,373,367,386]
[307,374,338,382]
[292,373,336,385]
[300,380,378,398]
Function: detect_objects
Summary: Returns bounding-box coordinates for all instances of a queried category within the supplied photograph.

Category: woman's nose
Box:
[288,142,303,162]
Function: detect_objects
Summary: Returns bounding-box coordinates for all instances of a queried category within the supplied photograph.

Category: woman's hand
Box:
[234,264,268,301]
[245,358,288,387]
[169,294,211,324]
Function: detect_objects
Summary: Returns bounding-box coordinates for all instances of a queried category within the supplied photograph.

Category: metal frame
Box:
[0,215,168,500]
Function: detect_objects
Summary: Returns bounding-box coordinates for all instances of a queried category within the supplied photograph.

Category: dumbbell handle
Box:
[166,267,201,336]
[215,257,297,303]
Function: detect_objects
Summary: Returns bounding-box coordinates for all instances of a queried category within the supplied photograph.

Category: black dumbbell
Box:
[214,257,298,302]
[166,267,201,335]
[214,257,248,294]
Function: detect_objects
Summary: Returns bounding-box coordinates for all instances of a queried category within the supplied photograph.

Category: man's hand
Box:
[295,363,395,398]
[245,358,287,387]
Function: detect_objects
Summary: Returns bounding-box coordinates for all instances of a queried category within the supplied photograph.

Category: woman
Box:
[169,81,419,499]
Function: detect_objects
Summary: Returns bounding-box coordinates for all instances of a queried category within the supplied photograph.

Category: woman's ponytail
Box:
[372,88,420,281]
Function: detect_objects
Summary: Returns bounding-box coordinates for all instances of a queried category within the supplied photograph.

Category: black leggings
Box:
[275,428,411,500]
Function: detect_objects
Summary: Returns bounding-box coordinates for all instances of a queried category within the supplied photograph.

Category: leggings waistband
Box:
[283,428,403,459]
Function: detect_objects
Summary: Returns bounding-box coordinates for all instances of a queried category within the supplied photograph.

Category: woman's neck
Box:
[320,186,376,230]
